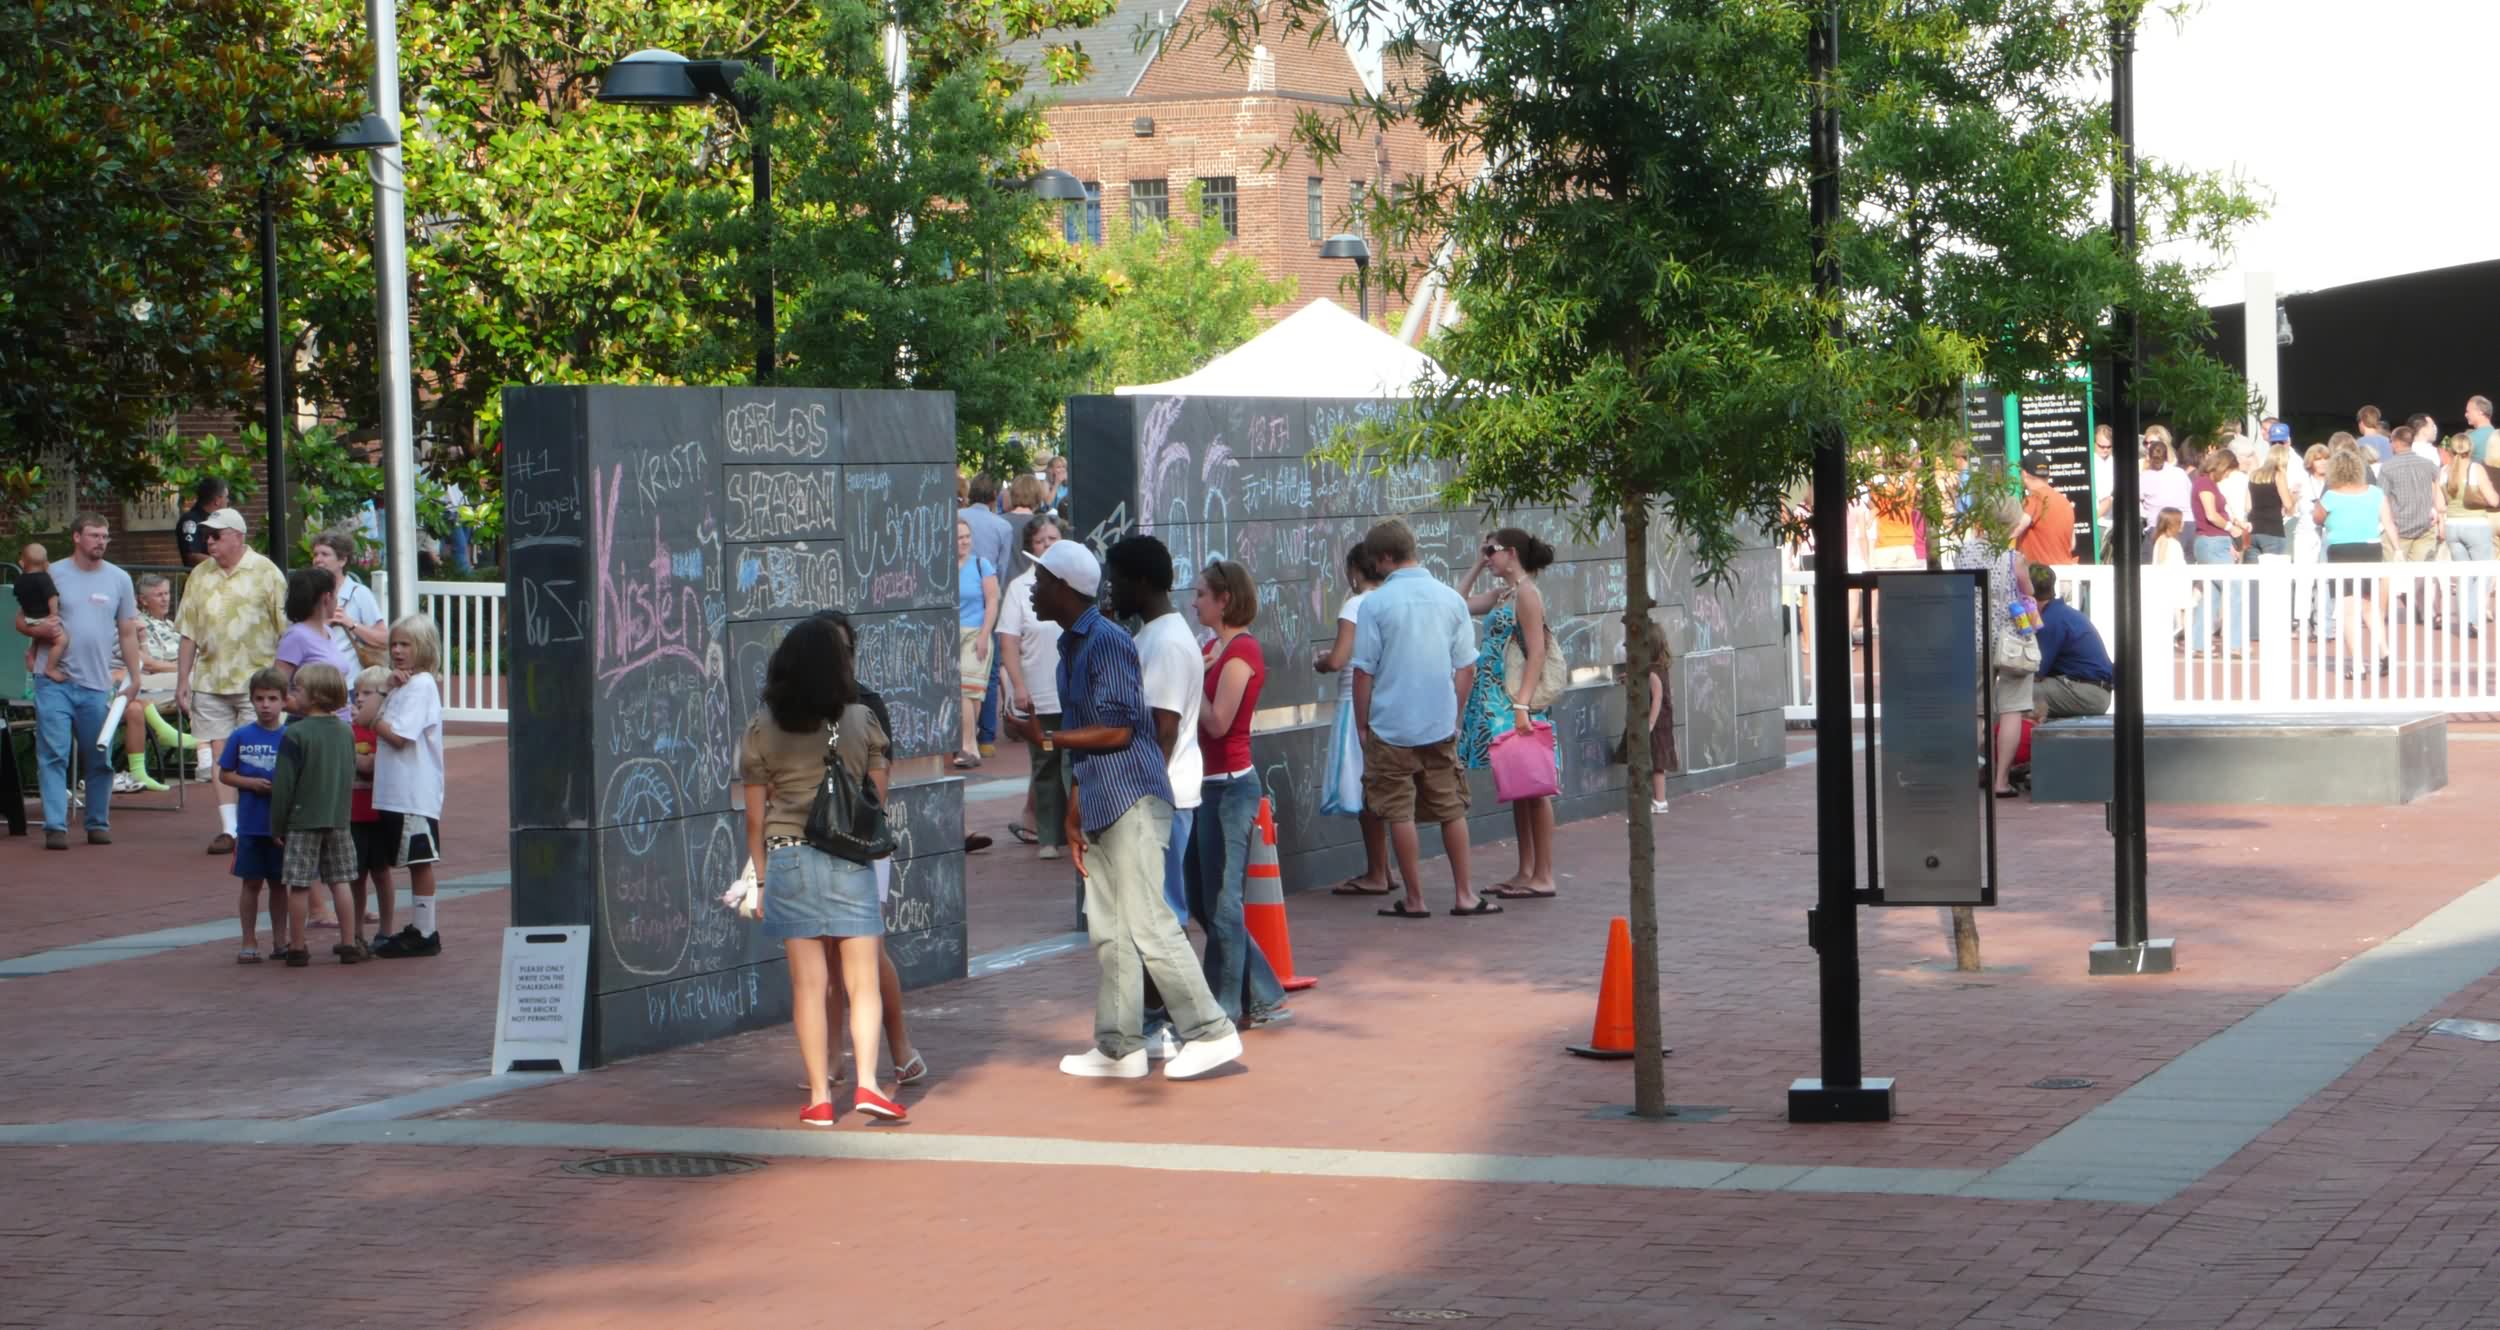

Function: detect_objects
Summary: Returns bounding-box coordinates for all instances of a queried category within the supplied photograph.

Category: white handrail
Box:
[1780,559,2500,719]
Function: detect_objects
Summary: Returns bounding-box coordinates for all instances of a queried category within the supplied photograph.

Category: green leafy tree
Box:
[710,0,1115,477]
[1075,182,1297,394]
[0,0,359,491]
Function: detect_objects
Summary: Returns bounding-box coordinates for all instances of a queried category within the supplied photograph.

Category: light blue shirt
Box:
[1349,566,1476,747]
[330,574,383,657]
[2320,486,2385,547]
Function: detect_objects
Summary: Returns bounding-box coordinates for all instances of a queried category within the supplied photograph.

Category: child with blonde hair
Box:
[270,663,361,966]
[370,615,446,958]
[349,665,396,941]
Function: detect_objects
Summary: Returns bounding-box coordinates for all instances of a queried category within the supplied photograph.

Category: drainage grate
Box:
[2029,1076,2096,1090]
[562,1152,766,1179]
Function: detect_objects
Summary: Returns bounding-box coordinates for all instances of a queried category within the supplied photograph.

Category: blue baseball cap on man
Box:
[2266,422,2292,443]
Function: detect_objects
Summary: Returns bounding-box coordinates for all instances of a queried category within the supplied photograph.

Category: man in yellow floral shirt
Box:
[175,508,287,855]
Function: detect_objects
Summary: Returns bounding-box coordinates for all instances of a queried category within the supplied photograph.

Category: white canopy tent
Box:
[1115,298,1445,398]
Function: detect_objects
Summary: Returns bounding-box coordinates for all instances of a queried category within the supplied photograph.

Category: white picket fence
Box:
[372,575,508,723]
[1782,560,2500,721]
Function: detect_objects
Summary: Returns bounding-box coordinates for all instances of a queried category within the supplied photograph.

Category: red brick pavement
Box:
[7,730,2500,1328]
[0,723,510,958]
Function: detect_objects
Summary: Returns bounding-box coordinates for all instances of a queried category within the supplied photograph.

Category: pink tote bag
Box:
[1489,718,1560,803]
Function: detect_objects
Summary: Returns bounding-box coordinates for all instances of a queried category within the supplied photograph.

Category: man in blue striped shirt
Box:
[1031,540,1242,1082]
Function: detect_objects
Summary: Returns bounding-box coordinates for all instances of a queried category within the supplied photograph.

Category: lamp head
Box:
[1320,233,1372,265]
[317,112,399,152]
[599,49,705,106]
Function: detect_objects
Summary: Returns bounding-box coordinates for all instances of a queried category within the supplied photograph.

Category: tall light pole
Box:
[1790,0,1892,1124]
[601,49,778,382]
[369,0,419,618]
[259,112,398,571]
[2094,10,2173,977]
[1320,233,1373,321]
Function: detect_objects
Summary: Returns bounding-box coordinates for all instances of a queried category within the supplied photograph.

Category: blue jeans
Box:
[447,524,473,573]
[2191,535,2245,650]
[2447,520,2494,630]
[1138,802,1198,1028]
[1188,772,1286,1023]
[34,677,113,833]
[977,655,1001,746]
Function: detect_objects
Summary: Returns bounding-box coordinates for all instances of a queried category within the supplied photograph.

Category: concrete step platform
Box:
[2031,711,2447,805]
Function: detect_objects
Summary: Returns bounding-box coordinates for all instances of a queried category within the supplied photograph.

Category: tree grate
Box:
[2029,1077,2097,1090]
[562,1152,766,1179]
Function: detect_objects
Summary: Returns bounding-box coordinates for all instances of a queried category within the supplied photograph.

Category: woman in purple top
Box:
[274,567,356,714]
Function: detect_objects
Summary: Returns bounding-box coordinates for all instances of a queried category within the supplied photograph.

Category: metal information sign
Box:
[1867,571,1996,907]
[490,926,590,1074]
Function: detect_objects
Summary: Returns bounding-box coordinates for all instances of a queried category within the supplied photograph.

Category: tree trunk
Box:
[1622,491,1667,1118]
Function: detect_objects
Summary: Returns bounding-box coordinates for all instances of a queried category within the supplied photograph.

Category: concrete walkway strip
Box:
[0,1116,1984,1197]
[0,873,510,977]
[1969,867,2500,1205]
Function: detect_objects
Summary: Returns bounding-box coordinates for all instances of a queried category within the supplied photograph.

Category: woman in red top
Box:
[1188,559,1288,1026]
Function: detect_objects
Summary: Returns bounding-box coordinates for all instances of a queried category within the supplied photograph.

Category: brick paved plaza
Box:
[6,731,2500,1329]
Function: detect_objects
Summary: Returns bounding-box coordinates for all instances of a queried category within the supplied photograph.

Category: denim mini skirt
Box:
[763,844,885,940]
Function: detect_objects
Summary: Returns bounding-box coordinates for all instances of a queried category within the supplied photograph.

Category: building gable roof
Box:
[998,0,1183,104]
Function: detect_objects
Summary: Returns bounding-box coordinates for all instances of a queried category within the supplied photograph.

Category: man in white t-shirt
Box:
[1106,536,1206,1060]
[997,517,1069,859]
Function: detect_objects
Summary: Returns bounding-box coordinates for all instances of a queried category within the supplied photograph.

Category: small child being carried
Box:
[13,542,69,685]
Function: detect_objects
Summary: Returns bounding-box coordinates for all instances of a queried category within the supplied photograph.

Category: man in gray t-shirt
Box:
[2380,424,2444,559]
[13,513,141,846]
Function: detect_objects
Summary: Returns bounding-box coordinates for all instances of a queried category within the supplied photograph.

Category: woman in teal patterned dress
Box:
[1458,527,1560,899]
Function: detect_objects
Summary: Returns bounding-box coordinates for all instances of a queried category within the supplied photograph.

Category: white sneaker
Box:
[112,773,142,794]
[1164,1031,1244,1081]
[1142,1025,1180,1060]
[1037,845,1060,860]
[1650,798,1670,815]
[1058,1048,1148,1079]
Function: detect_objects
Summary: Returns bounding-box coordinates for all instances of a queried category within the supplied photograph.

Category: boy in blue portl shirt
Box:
[220,668,289,963]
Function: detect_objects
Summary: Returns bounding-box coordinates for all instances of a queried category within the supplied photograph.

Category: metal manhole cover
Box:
[1385,1313,1471,1324]
[2428,1018,2500,1042]
[2029,1077,2096,1090]
[562,1152,766,1179]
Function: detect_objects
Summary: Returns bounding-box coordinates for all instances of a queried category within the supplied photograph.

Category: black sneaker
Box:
[402,931,442,958]
[44,830,68,851]
[369,925,422,959]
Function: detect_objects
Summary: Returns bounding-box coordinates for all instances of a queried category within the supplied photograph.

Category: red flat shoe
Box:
[852,1087,907,1123]
[799,1101,836,1128]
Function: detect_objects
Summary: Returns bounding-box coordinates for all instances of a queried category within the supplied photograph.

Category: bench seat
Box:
[2030,712,2447,806]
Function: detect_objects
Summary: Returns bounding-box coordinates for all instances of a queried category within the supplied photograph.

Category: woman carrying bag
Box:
[739,618,907,1127]
[1459,528,1564,902]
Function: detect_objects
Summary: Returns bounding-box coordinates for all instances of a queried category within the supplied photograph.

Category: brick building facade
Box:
[1003,1,1449,332]
[20,411,266,572]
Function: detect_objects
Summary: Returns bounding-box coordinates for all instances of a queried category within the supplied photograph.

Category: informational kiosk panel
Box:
[1966,371,2098,559]
[502,386,965,1066]
[1869,572,1995,907]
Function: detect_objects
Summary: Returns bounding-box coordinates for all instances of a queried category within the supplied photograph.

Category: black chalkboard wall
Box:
[1065,394,1788,887]
[503,386,965,1067]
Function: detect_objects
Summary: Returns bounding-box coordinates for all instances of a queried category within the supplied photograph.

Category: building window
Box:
[1062,180,1103,246]
[1198,175,1238,236]
[1129,178,1168,225]
[1307,176,1323,241]
[1349,180,1369,239]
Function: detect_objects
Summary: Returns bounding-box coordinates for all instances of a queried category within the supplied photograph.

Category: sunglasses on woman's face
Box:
[1482,544,1501,558]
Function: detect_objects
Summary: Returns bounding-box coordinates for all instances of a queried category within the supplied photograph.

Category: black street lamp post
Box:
[2094,12,2174,977]
[600,50,777,382]
[1319,234,1373,320]
[259,111,398,571]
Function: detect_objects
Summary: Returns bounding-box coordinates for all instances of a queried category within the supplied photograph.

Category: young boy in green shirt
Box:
[270,663,362,967]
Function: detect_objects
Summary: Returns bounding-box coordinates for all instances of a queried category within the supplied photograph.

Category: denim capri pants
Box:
[763,844,885,940]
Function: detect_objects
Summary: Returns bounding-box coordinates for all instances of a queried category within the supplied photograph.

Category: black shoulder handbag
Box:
[802,719,897,864]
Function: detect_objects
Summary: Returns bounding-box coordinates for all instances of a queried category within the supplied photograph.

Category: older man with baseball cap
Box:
[173,507,288,855]
[1025,538,1243,1084]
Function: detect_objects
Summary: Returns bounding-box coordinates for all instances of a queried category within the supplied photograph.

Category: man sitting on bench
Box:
[2031,562,2113,721]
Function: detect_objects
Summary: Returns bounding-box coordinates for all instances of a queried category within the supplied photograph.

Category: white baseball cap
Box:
[1031,541,1101,597]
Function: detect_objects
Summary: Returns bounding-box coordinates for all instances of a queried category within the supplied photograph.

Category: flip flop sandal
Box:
[1449,899,1505,917]
[952,752,983,770]
[236,948,262,965]
[1330,879,1394,896]
[1488,884,1557,899]
[1376,900,1432,919]
[896,1052,929,1085]
[1008,824,1039,845]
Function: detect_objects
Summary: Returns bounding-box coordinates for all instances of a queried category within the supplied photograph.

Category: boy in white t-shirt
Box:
[1105,538,1205,1060]
[368,613,447,959]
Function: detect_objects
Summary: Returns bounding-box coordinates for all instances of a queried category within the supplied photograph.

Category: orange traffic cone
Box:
[1565,916,1637,1060]
[1244,798,1318,991]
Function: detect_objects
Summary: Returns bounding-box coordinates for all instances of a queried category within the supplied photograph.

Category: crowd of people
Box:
[748,505,1673,1126]
[11,496,449,967]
